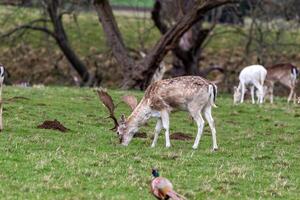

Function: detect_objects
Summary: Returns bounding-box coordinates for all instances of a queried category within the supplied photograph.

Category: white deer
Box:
[233,65,267,104]
[264,63,298,104]
[0,64,4,131]
[97,76,218,150]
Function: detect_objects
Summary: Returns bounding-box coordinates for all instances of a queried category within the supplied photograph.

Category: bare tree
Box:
[1,0,94,86]
[151,0,212,77]
[234,0,300,65]
[94,0,237,89]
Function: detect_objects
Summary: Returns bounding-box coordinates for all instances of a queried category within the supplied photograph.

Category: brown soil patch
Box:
[37,119,69,132]
[134,132,147,138]
[149,132,193,141]
[36,103,47,106]
[5,96,30,103]
[170,132,193,141]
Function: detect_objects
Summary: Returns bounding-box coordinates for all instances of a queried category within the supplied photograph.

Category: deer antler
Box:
[96,88,119,131]
[122,95,138,111]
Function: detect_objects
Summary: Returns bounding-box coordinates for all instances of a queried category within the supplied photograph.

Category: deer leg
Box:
[203,106,218,151]
[151,119,162,148]
[287,87,294,103]
[293,91,297,104]
[253,82,263,104]
[269,86,274,104]
[191,110,205,150]
[240,83,246,103]
[161,110,171,148]
[250,86,255,104]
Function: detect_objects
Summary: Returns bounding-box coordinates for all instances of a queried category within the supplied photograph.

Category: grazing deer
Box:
[97,76,218,150]
[264,63,299,104]
[233,65,267,104]
[0,64,4,131]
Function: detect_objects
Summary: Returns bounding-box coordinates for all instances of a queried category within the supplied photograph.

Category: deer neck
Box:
[126,98,151,128]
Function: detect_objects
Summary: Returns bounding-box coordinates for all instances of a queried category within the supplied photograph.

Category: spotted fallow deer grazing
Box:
[0,64,4,131]
[264,63,299,104]
[97,76,218,150]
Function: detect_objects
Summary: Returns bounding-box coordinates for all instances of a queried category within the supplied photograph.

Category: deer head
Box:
[96,88,138,145]
[233,86,241,104]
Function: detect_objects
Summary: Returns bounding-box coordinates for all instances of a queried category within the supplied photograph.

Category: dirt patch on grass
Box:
[149,132,193,141]
[134,132,147,138]
[122,131,192,141]
[37,119,69,132]
[5,96,30,102]
[170,132,193,141]
[36,103,47,106]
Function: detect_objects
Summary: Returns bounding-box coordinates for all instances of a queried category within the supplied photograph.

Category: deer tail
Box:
[208,83,217,108]
[291,65,299,83]
[166,190,187,200]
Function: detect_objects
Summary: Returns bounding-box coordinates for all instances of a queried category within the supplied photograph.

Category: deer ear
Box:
[122,95,138,111]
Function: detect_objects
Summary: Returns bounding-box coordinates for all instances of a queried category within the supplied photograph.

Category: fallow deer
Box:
[0,64,4,131]
[97,76,218,150]
[264,63,299,104]
[233,65,267,104]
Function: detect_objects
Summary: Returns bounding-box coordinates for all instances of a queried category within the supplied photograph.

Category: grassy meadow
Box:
[0,86,299,199]
[110,0,154,8]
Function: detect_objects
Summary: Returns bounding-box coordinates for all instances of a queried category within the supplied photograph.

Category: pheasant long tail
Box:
[166,190,187,200]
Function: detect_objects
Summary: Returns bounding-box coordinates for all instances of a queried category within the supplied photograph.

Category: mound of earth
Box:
[37,119,68,132]
[5,96,30,103]
[134,132,147,138]
[149,132,193,141]
[170,132,193,141]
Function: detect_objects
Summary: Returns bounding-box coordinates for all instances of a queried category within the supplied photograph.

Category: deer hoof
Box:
[212,147,218,152]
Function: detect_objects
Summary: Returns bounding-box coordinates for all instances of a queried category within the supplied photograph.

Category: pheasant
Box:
[150,169,186,200]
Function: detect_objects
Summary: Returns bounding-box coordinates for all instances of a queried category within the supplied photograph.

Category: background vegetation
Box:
[2,4,300,90]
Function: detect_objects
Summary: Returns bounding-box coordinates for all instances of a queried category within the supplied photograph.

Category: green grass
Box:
[110,0,154,8]
[0,86,300,199]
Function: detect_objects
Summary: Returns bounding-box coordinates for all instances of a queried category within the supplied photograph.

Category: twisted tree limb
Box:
[94,0,238,89]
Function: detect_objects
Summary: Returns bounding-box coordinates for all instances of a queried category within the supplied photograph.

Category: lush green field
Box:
[110,0,154,8]
[0,86,299,199]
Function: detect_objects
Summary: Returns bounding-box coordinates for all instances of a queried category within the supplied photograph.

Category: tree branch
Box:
[1,19,56,39]
[140,0,238,84]
[151,0,168,34]
[94,0,238,89]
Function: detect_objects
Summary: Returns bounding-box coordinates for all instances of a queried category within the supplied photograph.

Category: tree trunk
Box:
[47,0,91,85]
[94,0,236,89]
[152,0,211,77]
[93,0,137,87]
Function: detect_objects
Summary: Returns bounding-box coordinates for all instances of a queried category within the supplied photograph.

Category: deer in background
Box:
[0,64,4,131]
[264,63,299,104]
[233,65,267,104]
[97,76,218,150]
